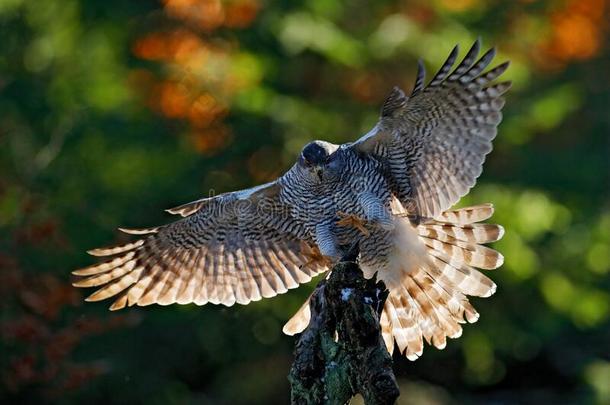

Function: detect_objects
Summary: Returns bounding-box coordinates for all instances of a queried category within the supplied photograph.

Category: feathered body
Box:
[280,148,504,358]
[73,39,510,360]
[281,145,395,266]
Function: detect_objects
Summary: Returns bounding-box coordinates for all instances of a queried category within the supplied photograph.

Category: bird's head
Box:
[298,140,342,182]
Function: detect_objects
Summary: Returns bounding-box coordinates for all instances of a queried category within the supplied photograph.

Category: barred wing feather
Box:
[73,181,329,310]
[350,39,511,219]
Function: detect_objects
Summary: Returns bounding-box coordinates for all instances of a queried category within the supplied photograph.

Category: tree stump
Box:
[288,256,400,405]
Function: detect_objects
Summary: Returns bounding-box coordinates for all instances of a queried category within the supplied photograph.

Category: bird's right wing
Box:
[73,181,330,310]
[349,40,510,219]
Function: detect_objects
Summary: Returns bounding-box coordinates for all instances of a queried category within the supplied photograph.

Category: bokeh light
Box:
[1,0,609,403]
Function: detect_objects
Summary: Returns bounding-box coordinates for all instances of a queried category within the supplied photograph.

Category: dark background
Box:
[1,0,609,403]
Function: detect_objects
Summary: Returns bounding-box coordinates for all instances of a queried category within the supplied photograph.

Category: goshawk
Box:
[74,40,509,360]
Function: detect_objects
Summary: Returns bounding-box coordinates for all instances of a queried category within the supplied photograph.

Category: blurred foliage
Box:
[0,0,609,403]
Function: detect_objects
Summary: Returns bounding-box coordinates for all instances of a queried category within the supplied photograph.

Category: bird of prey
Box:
[73,39,509,360]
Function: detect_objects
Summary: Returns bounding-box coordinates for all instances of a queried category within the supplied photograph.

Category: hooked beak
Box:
[314,166,323,181]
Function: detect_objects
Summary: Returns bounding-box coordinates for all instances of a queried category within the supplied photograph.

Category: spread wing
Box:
[349,39,511,219]
[73,181,329,310]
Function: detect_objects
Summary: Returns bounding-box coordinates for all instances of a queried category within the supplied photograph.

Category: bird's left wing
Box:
[73,181,330,310]
[349,40,510,219]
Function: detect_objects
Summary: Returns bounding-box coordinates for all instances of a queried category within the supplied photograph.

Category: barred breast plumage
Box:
[280,146,393,254]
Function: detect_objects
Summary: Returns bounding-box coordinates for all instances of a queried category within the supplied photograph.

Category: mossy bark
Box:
[289,260,400,405]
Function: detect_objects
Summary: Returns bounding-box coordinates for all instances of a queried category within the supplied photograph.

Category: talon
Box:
[336,211,370,236]
[300,241,333,268]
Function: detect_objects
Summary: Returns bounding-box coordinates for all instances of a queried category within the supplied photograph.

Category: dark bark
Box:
[288,255,400,405]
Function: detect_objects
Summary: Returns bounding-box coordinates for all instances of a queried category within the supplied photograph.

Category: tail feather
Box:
[425,250,496,297]
[435,204,494,224]
[386,294,423,360]
[402,280,444,348]
[418,223,504,244]
[419,235,504,269]
[380,204,502,358]
[411,270,462,340]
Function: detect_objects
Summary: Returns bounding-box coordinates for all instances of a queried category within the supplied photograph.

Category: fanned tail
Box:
[381,204,503,359]
[282,204,504,360]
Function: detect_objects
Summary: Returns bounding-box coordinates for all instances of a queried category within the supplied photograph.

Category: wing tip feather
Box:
[86,248,107,257]
[118,227,159,235]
